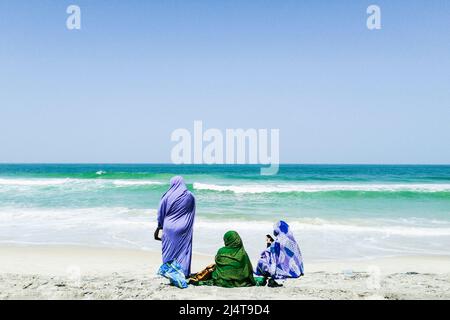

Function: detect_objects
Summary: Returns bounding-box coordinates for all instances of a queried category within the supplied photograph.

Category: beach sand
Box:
[0,245,449,300]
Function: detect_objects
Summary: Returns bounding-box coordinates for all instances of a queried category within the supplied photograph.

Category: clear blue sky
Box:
[1,0,449,164]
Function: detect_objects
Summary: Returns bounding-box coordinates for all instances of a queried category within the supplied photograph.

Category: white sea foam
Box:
[0,207,156,221]
[1,207,448,238]
[0,178,73,186]
[2,178,449,194]
[193,219,450,237]
[193,182,450,194]
[112,180,163,186]
[0,178,163,188]
[1,207,449,259]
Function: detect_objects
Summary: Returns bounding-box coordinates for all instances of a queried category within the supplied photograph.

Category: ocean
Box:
[0,164,449,262]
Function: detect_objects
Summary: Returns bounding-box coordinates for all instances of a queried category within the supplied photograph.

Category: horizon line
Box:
[0,162,450,166]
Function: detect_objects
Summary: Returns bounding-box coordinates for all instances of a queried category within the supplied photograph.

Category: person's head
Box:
[223,231,242,248]
[273,220,290,237]
[170,176,185,188]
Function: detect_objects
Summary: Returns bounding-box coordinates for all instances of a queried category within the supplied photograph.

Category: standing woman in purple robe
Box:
[154,176,196,277]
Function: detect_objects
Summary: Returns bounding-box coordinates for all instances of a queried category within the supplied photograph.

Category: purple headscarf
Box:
[255,220,304,279]
[157,176,196,277]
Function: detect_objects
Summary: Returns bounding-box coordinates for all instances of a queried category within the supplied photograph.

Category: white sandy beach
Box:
[1,245,449,300]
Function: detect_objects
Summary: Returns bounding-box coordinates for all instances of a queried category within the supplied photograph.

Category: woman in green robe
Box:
[196,231,256,288]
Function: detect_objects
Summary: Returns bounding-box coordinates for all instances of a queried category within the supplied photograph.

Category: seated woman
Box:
[255,220,304,283]
[191,231,256,288]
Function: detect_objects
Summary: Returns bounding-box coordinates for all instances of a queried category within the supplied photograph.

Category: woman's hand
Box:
[154,227,162,241]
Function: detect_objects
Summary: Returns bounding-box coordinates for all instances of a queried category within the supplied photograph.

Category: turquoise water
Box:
[1,164,450,261]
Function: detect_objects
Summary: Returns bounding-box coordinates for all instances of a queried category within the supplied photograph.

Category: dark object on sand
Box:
[268,278,283,288]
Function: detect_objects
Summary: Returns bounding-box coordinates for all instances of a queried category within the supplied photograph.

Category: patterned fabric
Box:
[255,220,304,280]
[158,260,188,289]
[210,231,256,288]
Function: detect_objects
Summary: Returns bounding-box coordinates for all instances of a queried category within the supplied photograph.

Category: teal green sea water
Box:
[1,164,449,261]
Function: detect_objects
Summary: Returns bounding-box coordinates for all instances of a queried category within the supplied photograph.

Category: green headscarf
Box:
[211,231,256,288]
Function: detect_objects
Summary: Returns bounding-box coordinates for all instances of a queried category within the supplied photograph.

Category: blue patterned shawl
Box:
[255,220,304,279]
